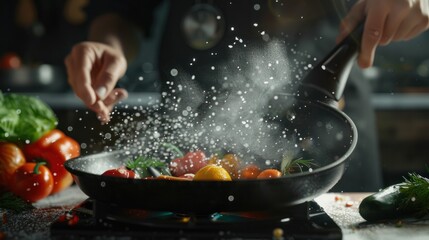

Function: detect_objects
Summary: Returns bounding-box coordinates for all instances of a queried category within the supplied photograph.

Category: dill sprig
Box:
[126,156,169,178]
[281,156,317,175]
[398,173,429,217]
[161,142,184,158]
[0,192,34,212]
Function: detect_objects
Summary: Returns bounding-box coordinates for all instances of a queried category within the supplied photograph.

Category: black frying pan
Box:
[65,24,363,213]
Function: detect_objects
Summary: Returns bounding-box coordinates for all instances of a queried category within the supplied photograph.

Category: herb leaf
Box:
[281,156,317,175]
[0,192,34,212]
[126,156,170,178]
[0,92,57,143]
[398,173,429,217]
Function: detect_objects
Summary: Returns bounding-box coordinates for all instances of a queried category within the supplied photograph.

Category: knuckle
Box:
[365,27,382,41]
[71,42,93,57]
[421,16,429,28]
[101,71,117,84]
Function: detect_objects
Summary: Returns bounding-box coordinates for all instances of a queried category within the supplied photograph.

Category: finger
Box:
[103,88,128,113]
[358,6,387,68]
[393,16,427,41]
[68,44,98,106]
[403,21,429,40]
[64,54,76,91]
[89,100,111,123]
[379,13,407,46]
[336,0,366,43]
[93,50,127,101]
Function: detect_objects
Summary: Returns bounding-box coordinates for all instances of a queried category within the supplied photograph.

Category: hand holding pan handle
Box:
[300,21,365,105]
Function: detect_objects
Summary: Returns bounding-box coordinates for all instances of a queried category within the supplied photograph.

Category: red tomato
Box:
[256,169,282,179]
[0,52,21,69]
[0,143,26,190]
[24,129,80,194]
[102,167,137,178]
[169,150,208,176]
[238,164,261,179]
[11,163,54,202]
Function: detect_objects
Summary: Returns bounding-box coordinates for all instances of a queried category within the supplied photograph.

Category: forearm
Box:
[88,13,141,62]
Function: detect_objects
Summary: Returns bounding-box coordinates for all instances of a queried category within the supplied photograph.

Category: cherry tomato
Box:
[238,164,261,179]
[208,153,241,179]
[256,169,282,179]
[0,143,26,190]
[102,167,137,178]
[169,150,208,176]
[11,162,54,202]
[0,52,21,69]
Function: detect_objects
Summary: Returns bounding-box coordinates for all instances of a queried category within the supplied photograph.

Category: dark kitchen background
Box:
[1,0,429,188]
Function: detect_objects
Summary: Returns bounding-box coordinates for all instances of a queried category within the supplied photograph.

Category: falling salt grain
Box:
[170,68,178,76]
[254,4,260,10]
[104,133,111,140]
[253,23,258,27]
[260,31,265,35]
[231,27,235,31]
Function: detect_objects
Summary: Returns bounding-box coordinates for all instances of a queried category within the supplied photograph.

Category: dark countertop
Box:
[1,186,429,240]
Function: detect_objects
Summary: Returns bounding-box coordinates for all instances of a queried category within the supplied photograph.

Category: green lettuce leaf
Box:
[0,92,57,142]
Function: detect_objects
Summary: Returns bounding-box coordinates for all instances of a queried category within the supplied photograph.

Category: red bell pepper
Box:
[23,129,80,194]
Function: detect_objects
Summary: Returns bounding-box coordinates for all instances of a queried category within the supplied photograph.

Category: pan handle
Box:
[300,21,364,103]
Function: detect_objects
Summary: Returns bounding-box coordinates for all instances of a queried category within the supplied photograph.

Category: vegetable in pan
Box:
[101,144,316,181]
[162,143,208,176]
[102,156,170,179]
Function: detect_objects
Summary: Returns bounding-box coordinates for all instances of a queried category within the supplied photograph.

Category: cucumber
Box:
[359,183,425,222]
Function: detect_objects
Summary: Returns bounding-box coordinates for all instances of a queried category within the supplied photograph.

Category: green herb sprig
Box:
[0,192,34,213]
[281,156,317,175]
[399,173,429,217]
[126,156,169,178]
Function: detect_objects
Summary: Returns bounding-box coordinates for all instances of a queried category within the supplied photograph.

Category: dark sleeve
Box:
[84,0,162,36]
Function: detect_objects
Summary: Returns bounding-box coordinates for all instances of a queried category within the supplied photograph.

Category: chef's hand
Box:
[65,41,128,123]
[337,0,429,68]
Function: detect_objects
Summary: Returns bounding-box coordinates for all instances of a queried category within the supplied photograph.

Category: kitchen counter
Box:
[1,186,429,240]
[26,92,161,109]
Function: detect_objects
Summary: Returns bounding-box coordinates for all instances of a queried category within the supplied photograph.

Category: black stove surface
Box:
[50,199,341,240]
